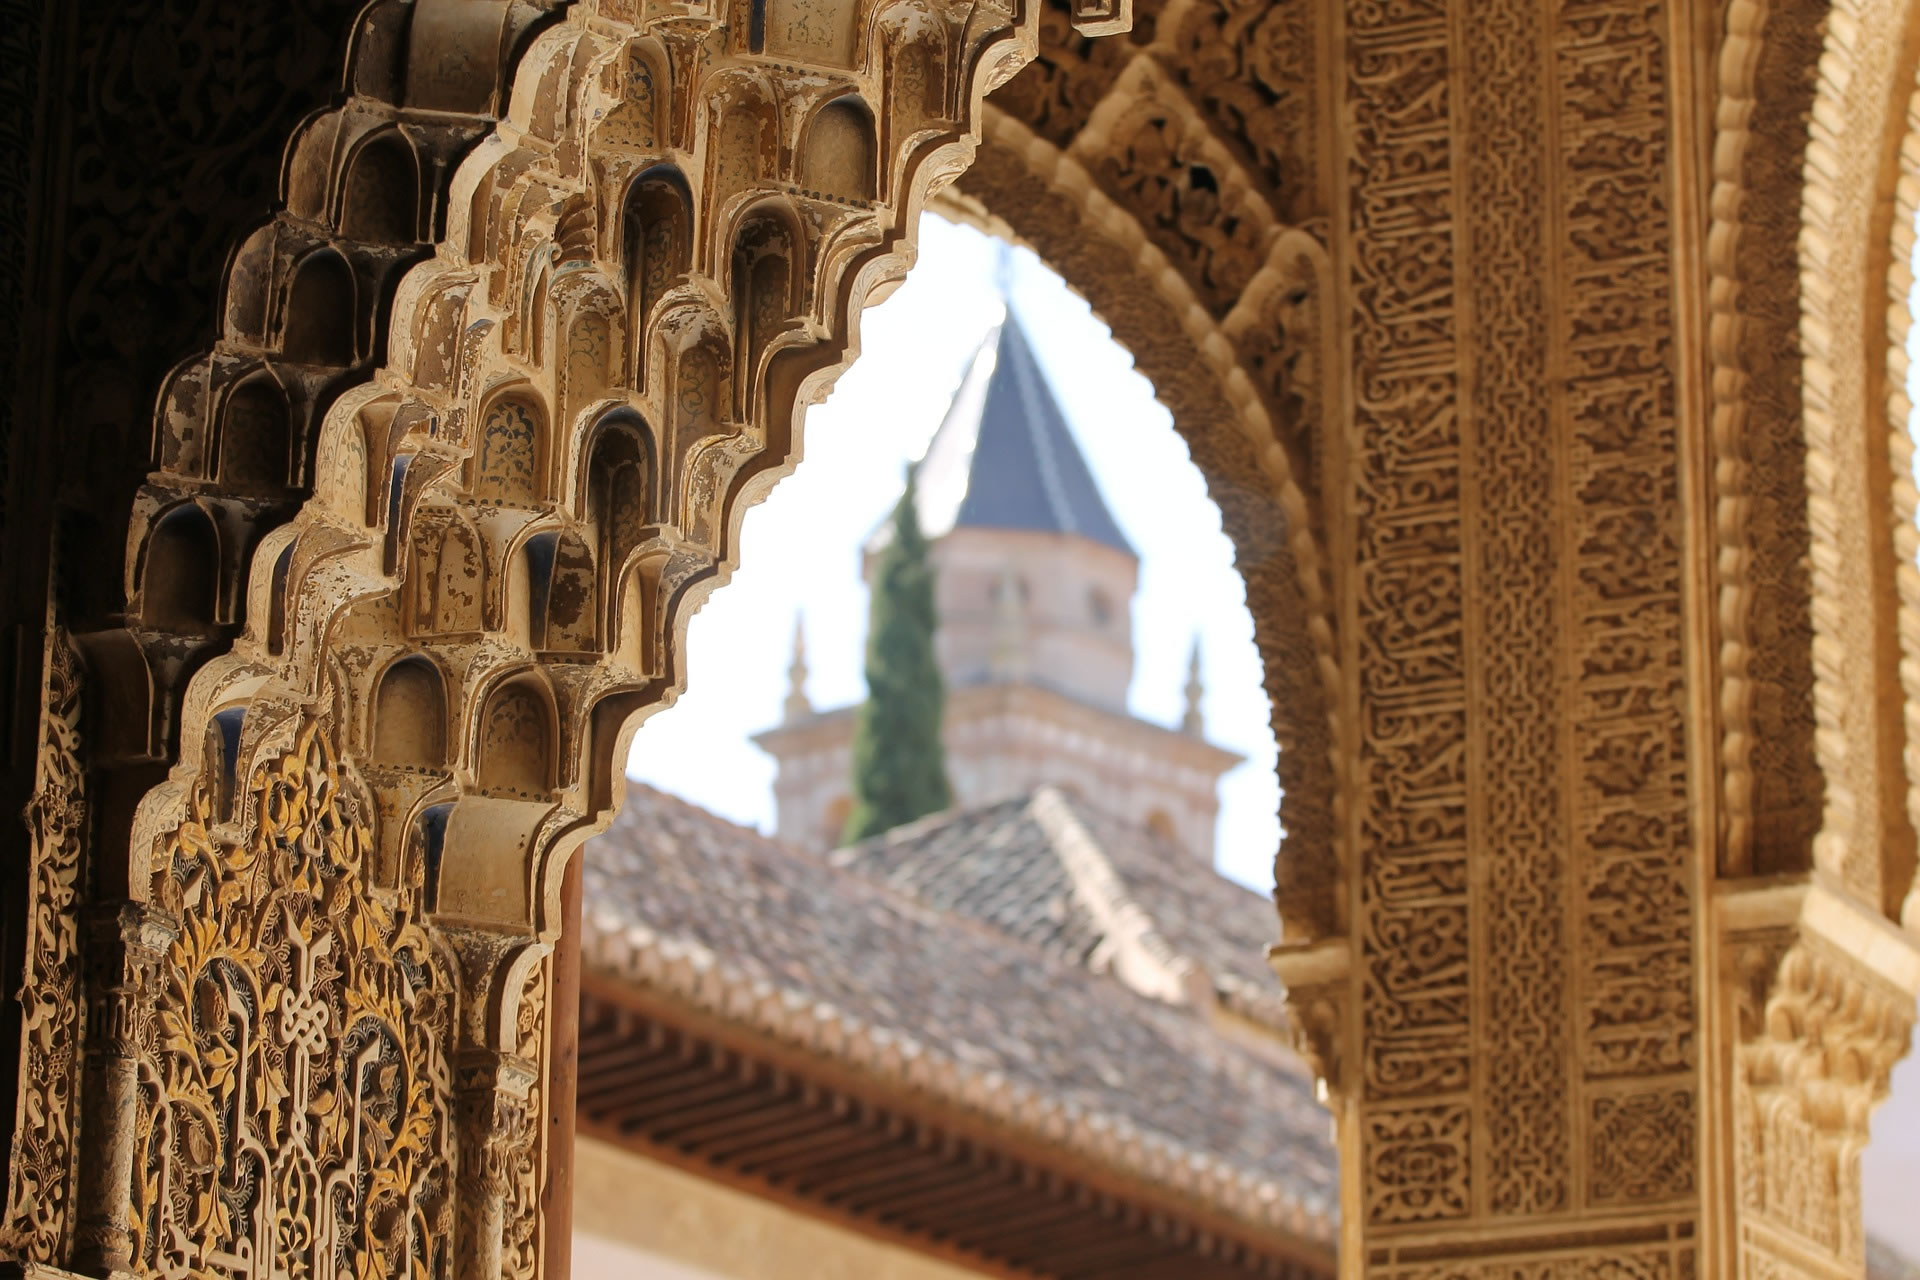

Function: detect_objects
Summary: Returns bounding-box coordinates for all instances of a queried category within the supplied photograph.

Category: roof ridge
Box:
[1036,790,1296,1035]
[1028,786,1213,1009]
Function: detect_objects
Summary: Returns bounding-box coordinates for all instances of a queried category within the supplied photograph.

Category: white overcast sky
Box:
[624,212,1282,891]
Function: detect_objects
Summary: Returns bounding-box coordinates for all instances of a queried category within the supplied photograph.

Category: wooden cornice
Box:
[578,975,1337,1280]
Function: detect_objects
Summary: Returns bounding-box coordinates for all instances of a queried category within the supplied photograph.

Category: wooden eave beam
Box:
[575,980,1337,1279]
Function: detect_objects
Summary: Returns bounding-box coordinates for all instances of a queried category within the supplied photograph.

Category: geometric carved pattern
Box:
[1341,0,1705,1257]
[1554,0,1696,1216]
[1364,1105,1469,1226]
[8,0,1920,1269]
[17,0,1079,1269]
[1379,1253,1681,1280]
[1462,0,1565,1217]
[134,723,457,1280]
[1590,1088,1695,1206]
[1344,0,1474,1173]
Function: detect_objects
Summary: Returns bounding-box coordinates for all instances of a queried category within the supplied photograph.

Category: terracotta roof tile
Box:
[828,795,1100,961]
[582,785,1337,1225]
[835,788,1286,1023]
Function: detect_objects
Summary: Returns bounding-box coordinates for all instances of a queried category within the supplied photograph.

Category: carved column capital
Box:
[454,1050,538,1280]
[456,1051,538,1201]
[1724,878,1920,1106]
[78,902,176,1055]
[1721,879,1920,1270]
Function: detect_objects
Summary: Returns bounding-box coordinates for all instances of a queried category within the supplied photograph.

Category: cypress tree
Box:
[843,468,951,842]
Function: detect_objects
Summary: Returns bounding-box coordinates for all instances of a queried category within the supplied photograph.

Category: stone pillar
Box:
[1267,0,1920,1272]
[456,1050,537,1280]
[72,903,174,1277]
[1299,0,1710,1260]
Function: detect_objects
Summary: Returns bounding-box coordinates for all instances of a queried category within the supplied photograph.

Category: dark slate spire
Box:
[910,313,1135,556]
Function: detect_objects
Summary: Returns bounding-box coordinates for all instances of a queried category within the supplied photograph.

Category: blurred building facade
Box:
[3,0,1919,1274]
[568,783,1335,1278]
[756,315,1241,858]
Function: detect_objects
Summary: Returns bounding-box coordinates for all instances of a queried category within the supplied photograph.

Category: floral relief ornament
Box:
[135,720,458,1280]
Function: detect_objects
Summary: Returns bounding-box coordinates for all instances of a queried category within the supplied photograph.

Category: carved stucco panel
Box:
[134,723,462,1280]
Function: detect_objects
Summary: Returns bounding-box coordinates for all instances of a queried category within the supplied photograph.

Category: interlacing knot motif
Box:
[134,722,458,1280]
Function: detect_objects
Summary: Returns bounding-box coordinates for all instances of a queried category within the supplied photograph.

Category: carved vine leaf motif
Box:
[135,723,457,1280]
[502,956,549,1280]
[74,0,1073,1260]
[1,632,86,1261]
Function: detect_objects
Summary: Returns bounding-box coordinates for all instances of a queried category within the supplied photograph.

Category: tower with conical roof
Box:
[756,312,1240,859]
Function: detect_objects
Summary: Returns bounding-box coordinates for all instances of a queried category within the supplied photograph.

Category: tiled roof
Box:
[906,312,1135,555]
[833,787,1287,1027]
[1872,1238,1920,1280]
[827,793,1104,963]
[582,784,1337,1233]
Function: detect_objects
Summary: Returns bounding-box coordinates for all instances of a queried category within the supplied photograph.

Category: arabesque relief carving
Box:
[5,0,1920,1271]
[5,0,1122,1271]
[2,628,87,1262]
[133,722,459,1280]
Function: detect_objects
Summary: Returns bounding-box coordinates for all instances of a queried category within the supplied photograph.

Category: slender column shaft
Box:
[72,904,173,1277]
[456,1051,537,1280]
[542,858,583,1279]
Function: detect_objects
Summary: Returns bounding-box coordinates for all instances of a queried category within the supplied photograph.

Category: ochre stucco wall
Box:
[573,1139,992,1280]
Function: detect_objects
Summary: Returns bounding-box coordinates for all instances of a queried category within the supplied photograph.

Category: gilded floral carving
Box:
[1,631,86,1262]
[5,0,1920,1268]
[133,722,458,1280]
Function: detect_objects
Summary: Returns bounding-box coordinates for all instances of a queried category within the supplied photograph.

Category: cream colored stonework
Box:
[760,662,1240,855]
[573,1139,991,1280]
[10,0,1920,1268]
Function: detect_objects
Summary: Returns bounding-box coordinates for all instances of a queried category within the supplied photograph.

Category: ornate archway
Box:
[6,0,1127,1271]
[5,0,1920,1275]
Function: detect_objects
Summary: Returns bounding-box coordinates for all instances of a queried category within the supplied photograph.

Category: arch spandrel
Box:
[3,0,1129,1272]
[16,0,1920,1271]
[944,0,1348,960]
[947,106,1344,948]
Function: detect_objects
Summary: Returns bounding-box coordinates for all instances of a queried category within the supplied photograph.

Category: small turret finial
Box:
[1181,639,1205,737]
[784,616,812,722]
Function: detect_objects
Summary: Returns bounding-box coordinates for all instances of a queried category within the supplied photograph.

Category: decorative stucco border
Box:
[1880,48,1920,929]
[1802,0,1920,911]
[968,104,1348,944]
